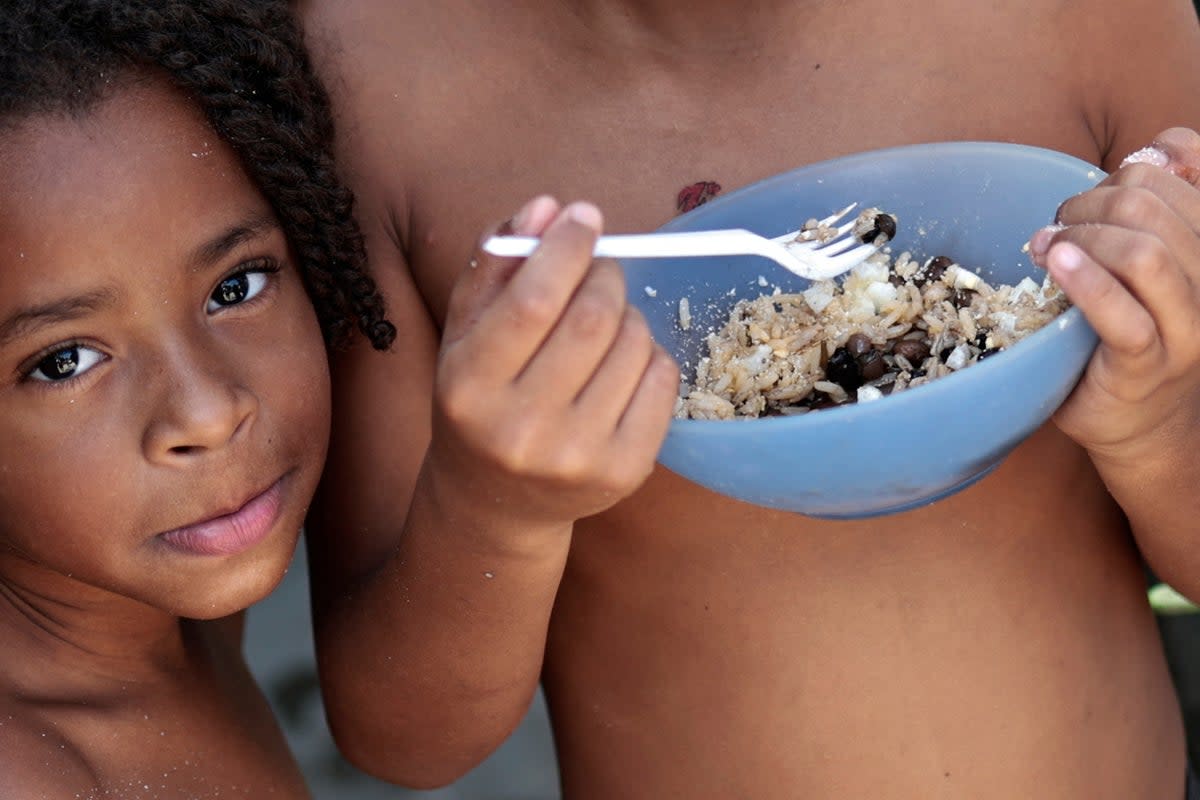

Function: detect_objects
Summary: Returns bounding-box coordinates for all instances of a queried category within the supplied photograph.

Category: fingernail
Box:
[565,201,603,231]
[512,200,537,232]
[1121,146,1169,168]
[1048,242,1084,273]
[1028,224,1064,258]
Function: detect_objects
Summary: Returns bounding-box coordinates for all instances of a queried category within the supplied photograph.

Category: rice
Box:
[674,212,1070,421]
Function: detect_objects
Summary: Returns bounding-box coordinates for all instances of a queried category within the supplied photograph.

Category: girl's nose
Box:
[141,349,259,462]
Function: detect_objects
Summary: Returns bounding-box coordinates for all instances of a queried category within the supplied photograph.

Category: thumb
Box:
[442,195,561,346]
[1122,127,1200,186]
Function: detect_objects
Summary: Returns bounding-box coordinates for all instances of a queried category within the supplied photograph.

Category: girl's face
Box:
[0,79,331,619]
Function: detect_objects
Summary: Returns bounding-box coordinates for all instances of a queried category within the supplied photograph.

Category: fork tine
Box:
[800,243,880,278]
[784,219,857,250]
[818,203,858,228]
[805,235,861,257]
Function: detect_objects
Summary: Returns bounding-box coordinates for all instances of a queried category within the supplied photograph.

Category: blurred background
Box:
[246,545,1200,800]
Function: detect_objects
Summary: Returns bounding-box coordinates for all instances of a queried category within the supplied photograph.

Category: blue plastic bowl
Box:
[624,142,1102,518]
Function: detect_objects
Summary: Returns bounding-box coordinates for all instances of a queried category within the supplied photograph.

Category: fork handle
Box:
[483,230,762,260]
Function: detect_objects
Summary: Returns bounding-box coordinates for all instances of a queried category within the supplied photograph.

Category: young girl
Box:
[0,1,393,796]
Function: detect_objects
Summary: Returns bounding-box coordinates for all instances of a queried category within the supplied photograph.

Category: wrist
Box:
[413,455,575,563]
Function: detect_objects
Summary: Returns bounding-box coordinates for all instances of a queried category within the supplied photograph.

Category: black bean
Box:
[845,333,873,358]
[978,348,1002,361]
[950,288,976,308]
[915,255,953,287]
[825,347,863,391]
[859,212,897,244]
[973,329,991,350]
[858,349,886,381]
[891,339,931,362]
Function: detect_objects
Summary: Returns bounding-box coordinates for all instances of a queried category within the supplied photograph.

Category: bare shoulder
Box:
[296,0,472,124]
[0,704,95,798]
[294,0,465,245]
[296,0,525,153]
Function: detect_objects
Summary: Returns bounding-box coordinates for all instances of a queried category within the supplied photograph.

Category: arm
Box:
[297,17,678,779]
[1028,1,1200,597]
[309,198,677,787]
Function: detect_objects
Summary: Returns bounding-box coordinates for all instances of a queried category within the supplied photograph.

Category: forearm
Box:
[309,460,572,787]
[1095,435,1200,599]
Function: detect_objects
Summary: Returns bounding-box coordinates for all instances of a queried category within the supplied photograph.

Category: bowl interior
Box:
[623,142,1103,517]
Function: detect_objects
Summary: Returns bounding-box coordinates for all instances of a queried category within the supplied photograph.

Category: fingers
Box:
[433,196,677,521]
[515,257,630,406]
[472,202,606,380]
[1038,235,1169,370]
[569,306,680,436]
[601,336,680,458]
[444,200,604,386]
[1129,128,1200,186]
[1028,139,1200,382]
[442,194,561,345]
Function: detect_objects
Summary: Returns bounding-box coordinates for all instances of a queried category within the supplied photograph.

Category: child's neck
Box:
[0,554,199,697]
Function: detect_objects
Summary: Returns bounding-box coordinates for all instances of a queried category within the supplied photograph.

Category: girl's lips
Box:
[158,478,286,557]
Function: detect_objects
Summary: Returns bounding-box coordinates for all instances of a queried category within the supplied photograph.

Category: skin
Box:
[0,78,326,798]
[299,1,1200,797]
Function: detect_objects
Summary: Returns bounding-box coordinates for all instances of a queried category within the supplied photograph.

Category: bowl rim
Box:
[658,140,1105,235]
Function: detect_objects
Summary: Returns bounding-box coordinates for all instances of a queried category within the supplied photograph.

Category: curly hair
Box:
[0,0,395,351]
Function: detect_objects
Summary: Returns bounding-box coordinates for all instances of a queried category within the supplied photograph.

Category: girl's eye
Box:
[28,345,105,383]
[207,269,271,312]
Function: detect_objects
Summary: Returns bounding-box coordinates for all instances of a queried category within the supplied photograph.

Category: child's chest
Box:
[400,49,1098,326]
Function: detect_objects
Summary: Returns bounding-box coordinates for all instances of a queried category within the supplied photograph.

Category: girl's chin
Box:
[159,532,301,619]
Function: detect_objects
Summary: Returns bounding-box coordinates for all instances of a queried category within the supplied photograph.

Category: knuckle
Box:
[435,370,483,423]
[1103,186,1162,226]
[561,451,595,484]
[566,286,623,338]
[493,418,541,470]
[1122,234,1170,277]
[605,454,655,494]
[509,284,562,328]
[1119,314,1159,359]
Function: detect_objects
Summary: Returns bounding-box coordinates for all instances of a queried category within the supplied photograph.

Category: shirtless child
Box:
[0,2,392,796]
[299,1,1200,797]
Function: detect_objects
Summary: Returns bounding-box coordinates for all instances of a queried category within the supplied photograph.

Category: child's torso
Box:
[325,1,1189,796]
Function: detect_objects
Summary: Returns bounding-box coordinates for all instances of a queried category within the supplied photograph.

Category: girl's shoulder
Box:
[0,700,95,798]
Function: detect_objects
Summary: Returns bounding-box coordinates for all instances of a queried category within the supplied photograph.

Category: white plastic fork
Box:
[481,204,882,281]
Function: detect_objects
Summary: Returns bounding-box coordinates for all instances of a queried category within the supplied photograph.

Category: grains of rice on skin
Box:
[676,239,1070,421]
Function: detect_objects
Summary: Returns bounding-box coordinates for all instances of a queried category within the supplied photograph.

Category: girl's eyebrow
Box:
[0,214,281,349]
[188,212,281,270]
[0,288,119,348]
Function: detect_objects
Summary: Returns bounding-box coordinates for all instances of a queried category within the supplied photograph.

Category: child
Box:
[0,1,393,797]
[299,1,1200,797]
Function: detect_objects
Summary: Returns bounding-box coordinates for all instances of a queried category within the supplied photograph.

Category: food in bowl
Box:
[675,209,1070,420]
